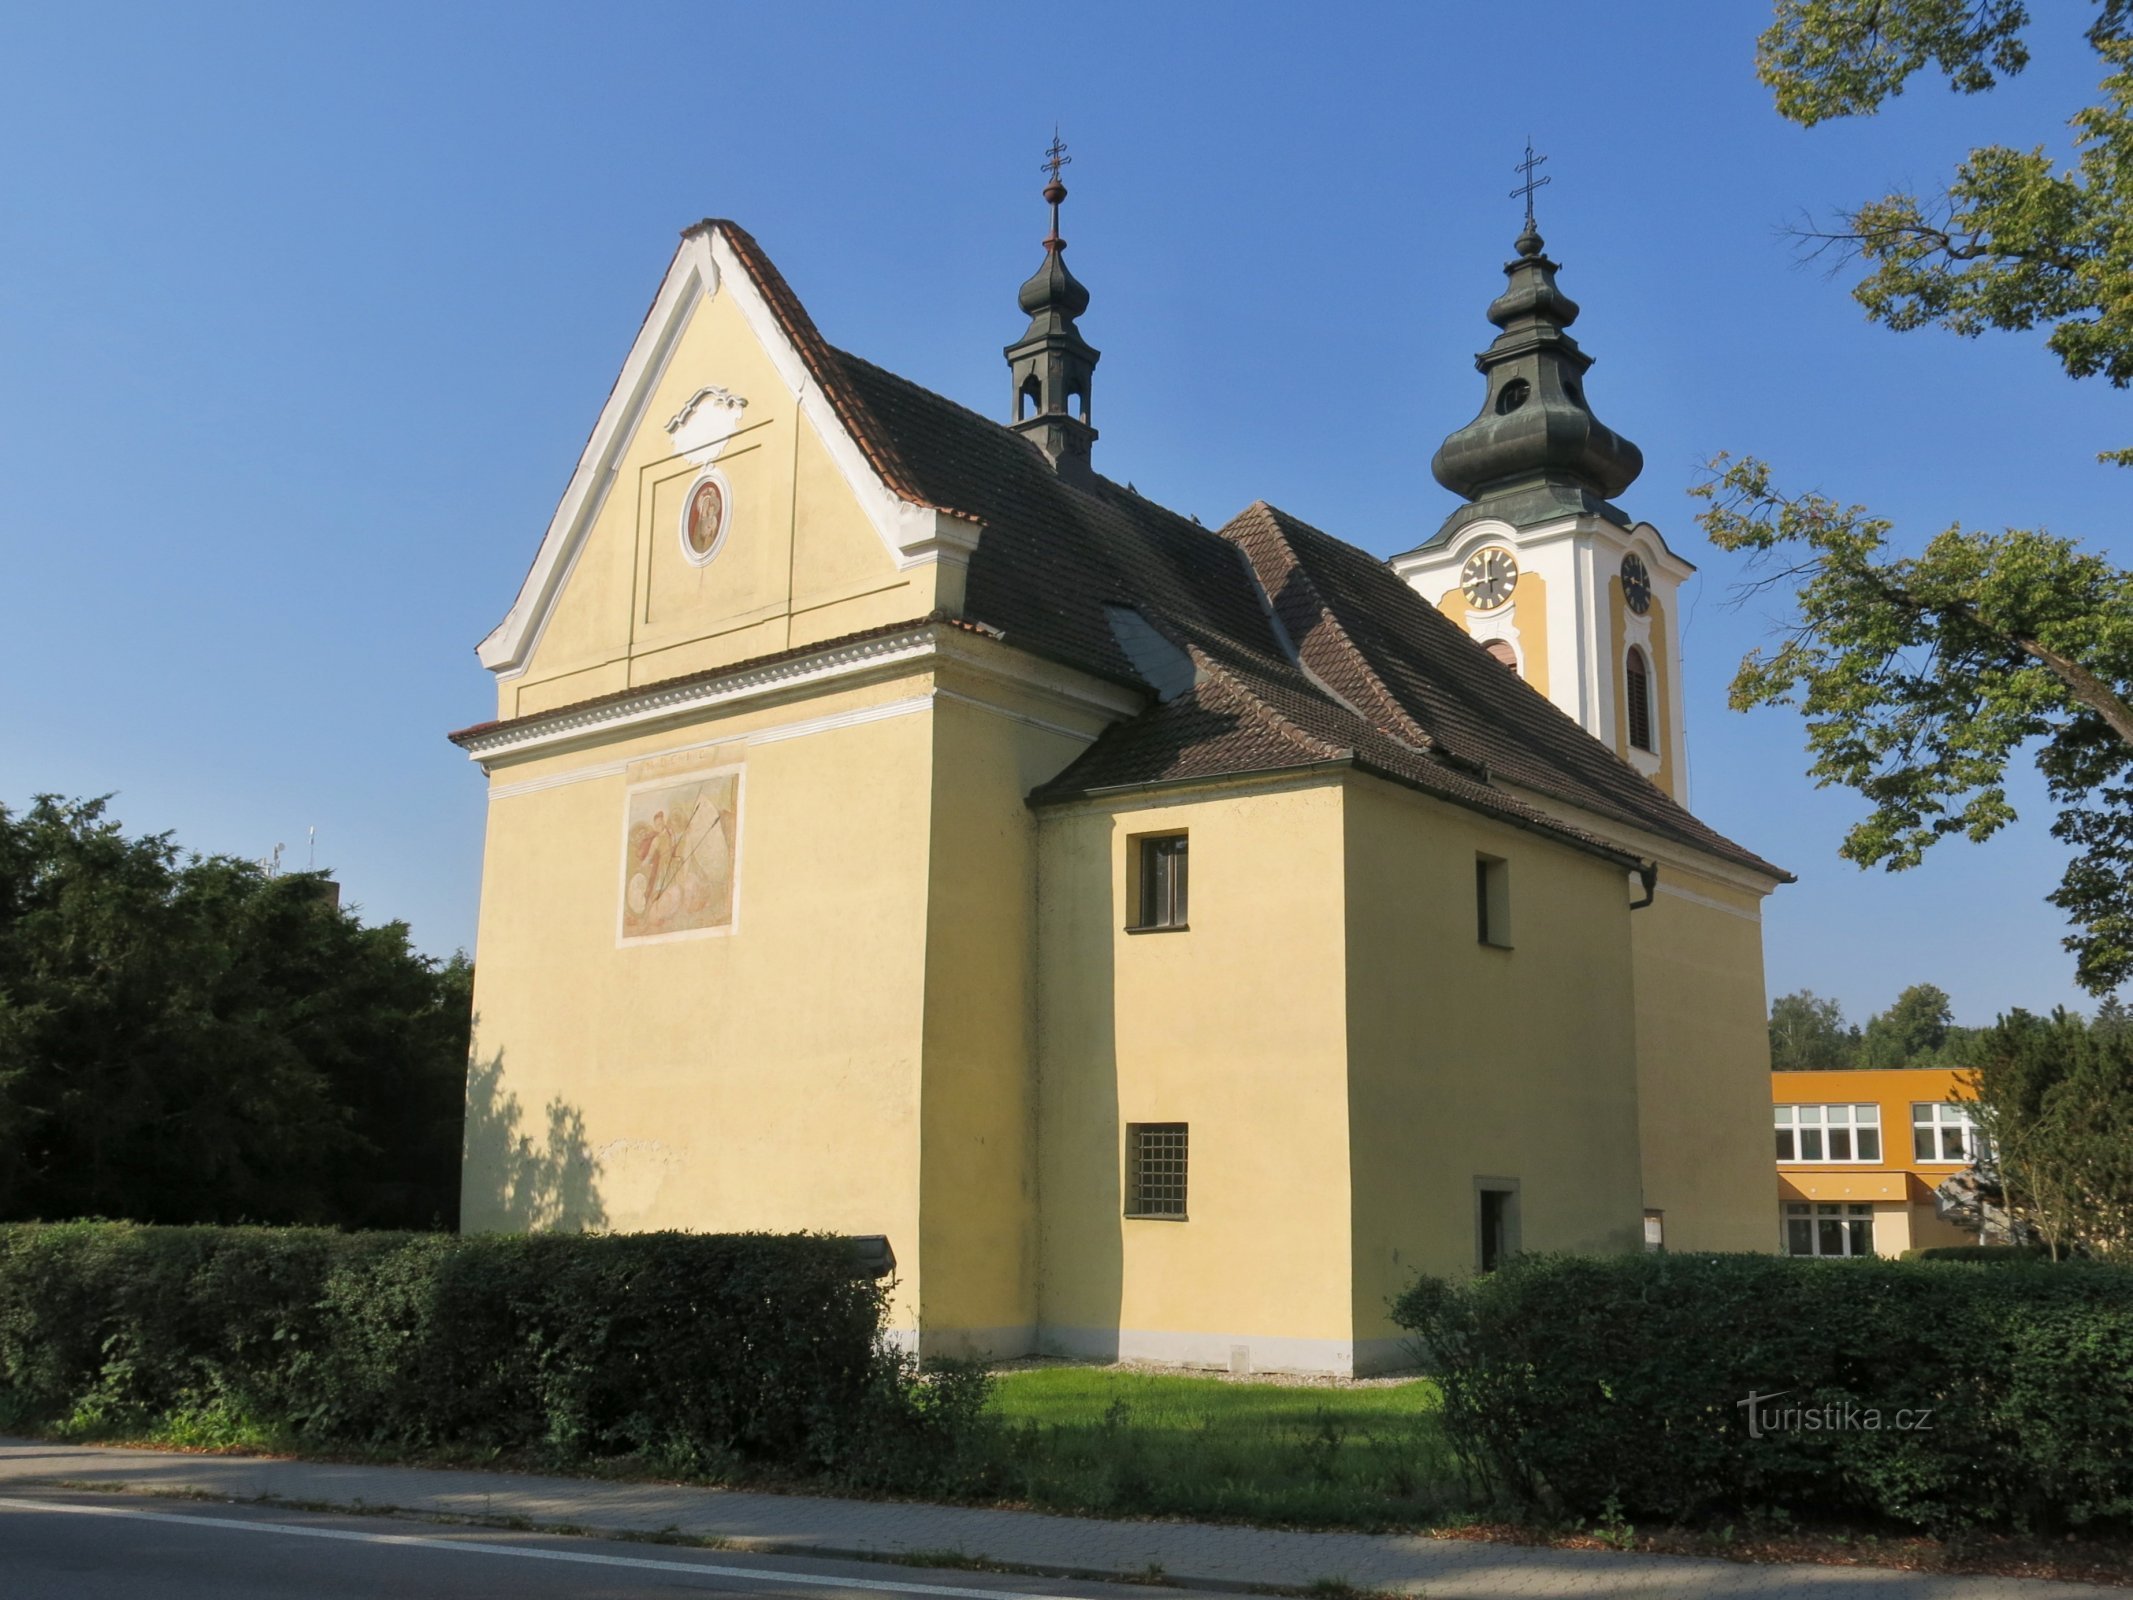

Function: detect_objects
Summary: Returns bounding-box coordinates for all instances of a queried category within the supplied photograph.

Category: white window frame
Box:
[1912,1101,1979,1165]
[1774,1102,1883,1164]
[1783,1201,1876,1258]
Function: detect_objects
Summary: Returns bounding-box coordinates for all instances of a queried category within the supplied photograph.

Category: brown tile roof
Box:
[470,222,1784,881]
[819,335,1782,879]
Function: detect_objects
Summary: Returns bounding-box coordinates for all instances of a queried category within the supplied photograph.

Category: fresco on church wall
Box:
[620,772,739,940]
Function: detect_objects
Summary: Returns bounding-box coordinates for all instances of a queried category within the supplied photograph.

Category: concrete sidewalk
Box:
[0,1438,2116,1599]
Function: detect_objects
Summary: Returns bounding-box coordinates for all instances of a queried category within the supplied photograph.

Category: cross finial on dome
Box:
[1511,139,1551,250]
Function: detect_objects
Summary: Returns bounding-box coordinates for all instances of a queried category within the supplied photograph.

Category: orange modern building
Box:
[1769,1068,1983,1257]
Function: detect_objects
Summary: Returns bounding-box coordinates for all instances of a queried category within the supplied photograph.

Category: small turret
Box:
[1006,136,1100,476]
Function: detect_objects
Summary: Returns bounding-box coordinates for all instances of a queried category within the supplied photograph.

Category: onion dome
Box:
[1429,227,1643,536]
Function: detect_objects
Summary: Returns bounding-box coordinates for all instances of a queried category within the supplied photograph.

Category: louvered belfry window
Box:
[1626,647,1654,753]
[1126,1123,1188,1218]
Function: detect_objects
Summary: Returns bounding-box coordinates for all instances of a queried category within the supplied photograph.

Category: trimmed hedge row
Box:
[0,1222,953,1480]
[1905,1243,2057,1262]
[1393,1252,2133,1532]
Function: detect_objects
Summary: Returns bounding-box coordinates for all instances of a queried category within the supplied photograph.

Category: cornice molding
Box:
[458,622,1141,767]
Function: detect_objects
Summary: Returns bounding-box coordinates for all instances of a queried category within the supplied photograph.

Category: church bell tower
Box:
[1391,156,1693,801]
[1006,137,1100,477]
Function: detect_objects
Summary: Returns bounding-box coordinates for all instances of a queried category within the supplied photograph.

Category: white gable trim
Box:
[477,226,982,679]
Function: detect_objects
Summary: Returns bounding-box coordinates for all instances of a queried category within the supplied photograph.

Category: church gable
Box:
[479,224,980,718]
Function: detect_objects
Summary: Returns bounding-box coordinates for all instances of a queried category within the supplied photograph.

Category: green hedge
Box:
[1903,1243,2058,1262]
[1392,1252,2133,1532]
[0,1222,957,1479]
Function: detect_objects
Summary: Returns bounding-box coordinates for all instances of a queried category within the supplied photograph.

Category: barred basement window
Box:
[1126,1123,1188,1219]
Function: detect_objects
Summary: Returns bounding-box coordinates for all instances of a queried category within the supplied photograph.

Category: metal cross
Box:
[1042,131,1072,182]
[1510,139,1550,225]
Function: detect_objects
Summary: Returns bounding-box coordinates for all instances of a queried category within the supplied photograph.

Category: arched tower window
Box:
[1480,638,1517,670]
[1625,646,1654,753]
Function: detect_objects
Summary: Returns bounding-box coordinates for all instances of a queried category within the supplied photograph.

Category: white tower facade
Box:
[1391,221,1693,802]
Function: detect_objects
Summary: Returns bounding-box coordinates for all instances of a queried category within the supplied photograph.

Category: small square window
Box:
[1476,854,1511,948]
[1126,1123,1188,1218]
[1131,834,1189,931]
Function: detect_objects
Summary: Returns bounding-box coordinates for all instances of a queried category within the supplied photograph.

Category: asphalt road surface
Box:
[0,1490,1216,1600]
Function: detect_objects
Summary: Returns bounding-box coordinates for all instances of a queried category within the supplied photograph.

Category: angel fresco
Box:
[621,773,738,940]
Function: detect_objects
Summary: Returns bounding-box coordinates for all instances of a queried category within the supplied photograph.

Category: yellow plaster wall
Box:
[463,675,937,1332]
[502,285,941,720]
[1434,570,1549,696]
[1631,867,1777,1251]
[1034,782,1355,1366]
[1341,778,1645,1363]
[914,677,1107,1358]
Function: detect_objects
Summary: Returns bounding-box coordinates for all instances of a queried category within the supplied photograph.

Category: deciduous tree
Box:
[0,795,469,1228]
[1704,4,2133,992]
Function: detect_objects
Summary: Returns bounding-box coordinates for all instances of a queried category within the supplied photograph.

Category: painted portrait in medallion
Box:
[681,472,728,564]
[620,770,740,941]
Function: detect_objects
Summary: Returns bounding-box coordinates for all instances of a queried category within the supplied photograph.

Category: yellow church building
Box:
[450,168,1790,1374]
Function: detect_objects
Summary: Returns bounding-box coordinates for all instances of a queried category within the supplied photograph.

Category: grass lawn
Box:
[981,1367,1464,1528]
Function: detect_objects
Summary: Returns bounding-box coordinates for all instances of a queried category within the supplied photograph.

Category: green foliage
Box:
[1694,459,2133,993]
[1906,1243,2058,1260]
[1769,988,1862,1069]
[1759,0,2035,126]
[1392,1252,2133,1531]
[0,795,470,1229]
[0,1222,942,1480]
[1971,1007,2133,1256]
[1861,982,1954,1065]
[1760,3,2133,452]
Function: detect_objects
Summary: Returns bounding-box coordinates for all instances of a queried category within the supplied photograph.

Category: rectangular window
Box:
[1643,1210,1665,1253]
[1475,1178,1520,1271]
[1782,1201,1876,1257]
[1132,834,1189,931]
[1774,1103,1881,1163]
[1476,853,1511,948]
[1912,1102,1978,1163]
[1126,1123,1188,1218]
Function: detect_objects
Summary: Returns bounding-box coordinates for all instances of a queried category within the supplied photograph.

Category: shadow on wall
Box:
[462,1039,608,1233]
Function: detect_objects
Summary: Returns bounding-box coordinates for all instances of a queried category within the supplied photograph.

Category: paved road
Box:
[0,1489,1229,1600]
[2,1440,2117,1599]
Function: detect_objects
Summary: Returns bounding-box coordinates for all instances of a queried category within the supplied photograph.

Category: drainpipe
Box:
[1629,861,1659,911]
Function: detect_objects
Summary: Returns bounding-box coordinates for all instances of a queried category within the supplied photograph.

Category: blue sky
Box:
[2,2,2125,1030]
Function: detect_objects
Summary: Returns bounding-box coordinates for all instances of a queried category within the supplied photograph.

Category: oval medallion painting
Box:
[682,475,727,562]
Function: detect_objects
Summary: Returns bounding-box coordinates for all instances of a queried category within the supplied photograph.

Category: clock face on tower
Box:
[1620,552,1652,615]
[1460,547,1519,611]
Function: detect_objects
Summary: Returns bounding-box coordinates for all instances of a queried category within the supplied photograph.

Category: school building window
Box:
[1913,1102,1978,1163]
[1784,1201,1875,1258]
[1774,1103,1881,1162]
